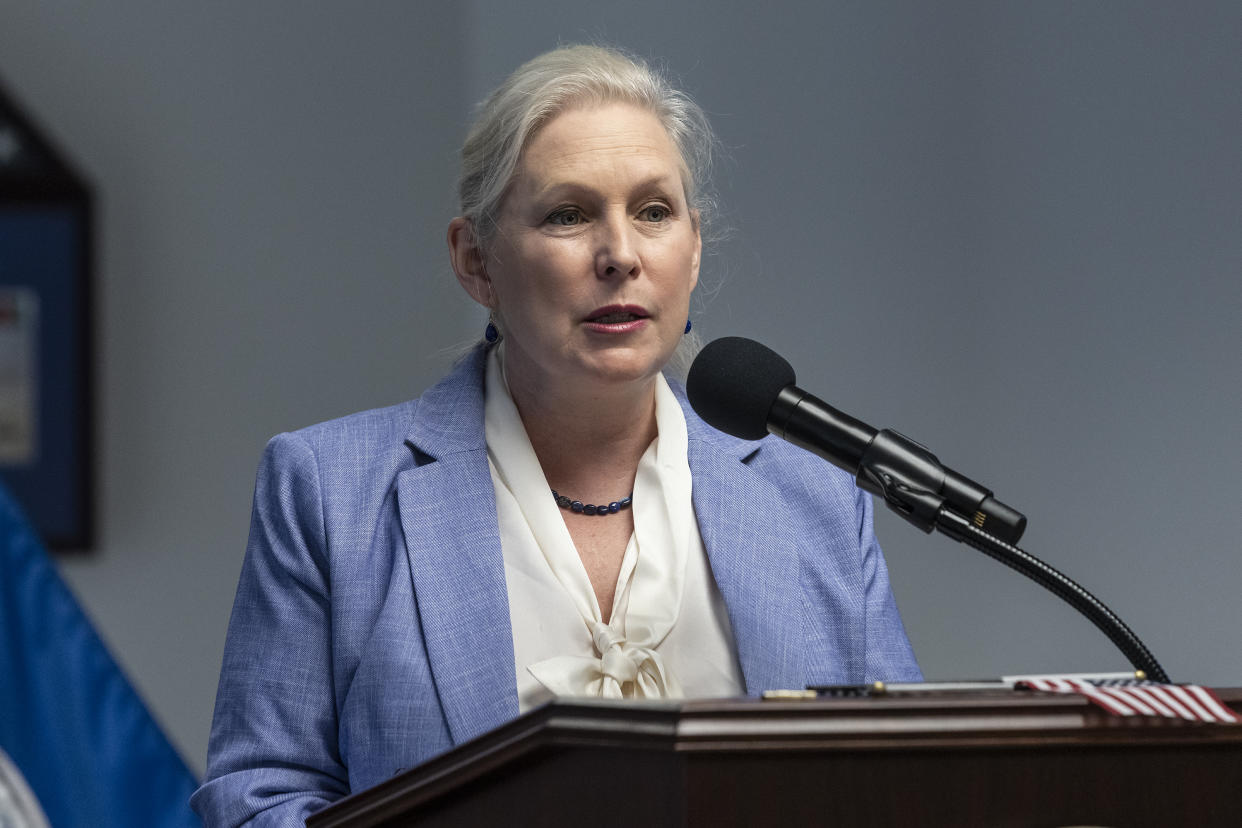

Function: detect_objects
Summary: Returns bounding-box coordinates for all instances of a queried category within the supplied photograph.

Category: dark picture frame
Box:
[0,79,94,550]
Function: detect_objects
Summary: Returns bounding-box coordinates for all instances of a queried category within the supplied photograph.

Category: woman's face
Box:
[476,102,701,394]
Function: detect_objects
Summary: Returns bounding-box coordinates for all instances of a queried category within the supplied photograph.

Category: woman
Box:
[192,45,919,826]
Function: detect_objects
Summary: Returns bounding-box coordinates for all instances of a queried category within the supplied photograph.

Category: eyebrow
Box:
[530,173,682,204]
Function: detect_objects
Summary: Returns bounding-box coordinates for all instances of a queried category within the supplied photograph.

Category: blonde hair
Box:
[457,44,717,251]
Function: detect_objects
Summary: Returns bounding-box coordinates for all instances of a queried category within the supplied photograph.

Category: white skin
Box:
[448,102,701,620]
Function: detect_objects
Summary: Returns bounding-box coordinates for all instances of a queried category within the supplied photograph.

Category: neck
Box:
[502,353,659,502]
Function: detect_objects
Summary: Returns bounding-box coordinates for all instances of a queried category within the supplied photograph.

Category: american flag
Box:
[1015,676,1239,723]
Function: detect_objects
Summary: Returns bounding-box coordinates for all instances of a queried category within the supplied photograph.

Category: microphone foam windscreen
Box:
[686,337,796,440]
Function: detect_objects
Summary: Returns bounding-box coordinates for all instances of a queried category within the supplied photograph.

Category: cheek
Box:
[492,241,586,323]
[657,243,699,296]
[515,239,593,293]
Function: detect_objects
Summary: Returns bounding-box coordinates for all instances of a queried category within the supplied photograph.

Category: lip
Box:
[583,304,651,334]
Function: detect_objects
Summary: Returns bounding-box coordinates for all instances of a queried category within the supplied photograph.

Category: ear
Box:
[447,217,492,308]
[689,209,702,293]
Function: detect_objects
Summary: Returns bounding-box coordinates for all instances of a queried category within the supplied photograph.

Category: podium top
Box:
[309,688,1242,828]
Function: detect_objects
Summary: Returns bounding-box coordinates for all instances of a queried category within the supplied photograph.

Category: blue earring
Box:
[684,318,692,334]
[485,319,499,343]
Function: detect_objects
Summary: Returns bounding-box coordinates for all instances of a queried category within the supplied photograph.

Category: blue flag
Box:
[0,484,199,827]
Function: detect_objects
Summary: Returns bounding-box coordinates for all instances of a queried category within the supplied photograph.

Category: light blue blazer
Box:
[192,346,920,827]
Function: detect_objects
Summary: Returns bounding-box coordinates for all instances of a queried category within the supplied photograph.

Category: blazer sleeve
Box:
[191,433,349,827]
[855,486,923,682]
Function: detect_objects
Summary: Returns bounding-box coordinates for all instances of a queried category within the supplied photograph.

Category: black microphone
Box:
[686,336,1027,544]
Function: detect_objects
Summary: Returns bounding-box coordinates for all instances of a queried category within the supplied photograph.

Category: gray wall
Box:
[2,2,1239,777]
[0,1,473,776]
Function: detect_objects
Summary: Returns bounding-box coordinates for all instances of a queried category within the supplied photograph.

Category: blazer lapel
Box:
[394,356,808,739]
[684,400,807,694]
[396,349,519,744]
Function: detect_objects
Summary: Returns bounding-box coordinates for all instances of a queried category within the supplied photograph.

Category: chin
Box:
[578,349,668,386]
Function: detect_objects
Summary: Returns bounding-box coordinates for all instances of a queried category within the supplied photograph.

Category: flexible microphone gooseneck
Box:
[686,336,1169,683]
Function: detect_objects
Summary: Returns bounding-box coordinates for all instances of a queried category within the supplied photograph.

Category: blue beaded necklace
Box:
[551,489,633,517]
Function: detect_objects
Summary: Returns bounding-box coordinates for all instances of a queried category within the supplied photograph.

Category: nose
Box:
[594,213,641,280]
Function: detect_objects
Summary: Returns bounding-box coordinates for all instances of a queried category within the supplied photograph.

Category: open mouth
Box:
[590,311,643,324]
[586,305,649,324]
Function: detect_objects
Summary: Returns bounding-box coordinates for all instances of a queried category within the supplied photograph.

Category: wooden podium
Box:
[308,688,1242,827]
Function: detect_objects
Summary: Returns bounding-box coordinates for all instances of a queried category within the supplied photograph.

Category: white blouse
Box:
[484,346,745,711]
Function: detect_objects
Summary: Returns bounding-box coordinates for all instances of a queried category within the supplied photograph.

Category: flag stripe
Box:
[1130,685,1193,720]
[1012,677,1240,724]
[1166,685,1215,721]
[1184,685,1239,723]
[1077,685,1139,716]
[1103,686,1157,716]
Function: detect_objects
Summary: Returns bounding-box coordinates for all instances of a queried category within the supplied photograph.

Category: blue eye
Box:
[547,209,582,226]
[639,204,670,222]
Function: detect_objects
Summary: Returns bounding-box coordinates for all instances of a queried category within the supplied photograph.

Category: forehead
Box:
[513,102,686,196]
